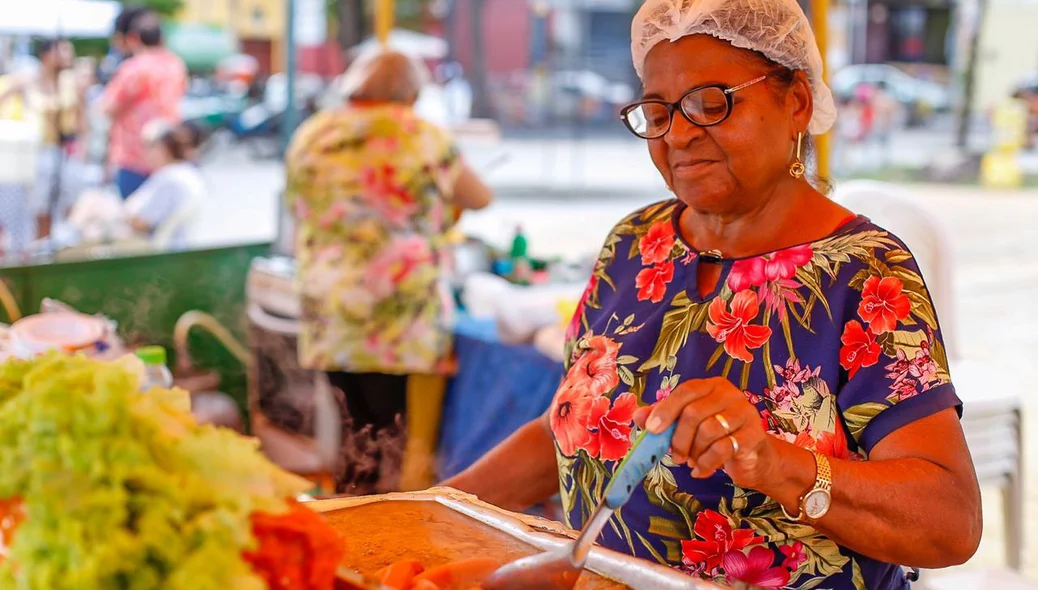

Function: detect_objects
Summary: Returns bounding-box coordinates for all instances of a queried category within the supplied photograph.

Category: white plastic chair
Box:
[151,188,203,250]
[833,180,1024,571]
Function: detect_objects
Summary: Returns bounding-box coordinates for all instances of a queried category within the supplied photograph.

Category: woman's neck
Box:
[678,181,841,258]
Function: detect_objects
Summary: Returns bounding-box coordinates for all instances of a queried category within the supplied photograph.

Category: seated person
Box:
[122,120,205,249]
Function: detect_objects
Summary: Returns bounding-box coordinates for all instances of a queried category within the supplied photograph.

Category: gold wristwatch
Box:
[781,451,833,521]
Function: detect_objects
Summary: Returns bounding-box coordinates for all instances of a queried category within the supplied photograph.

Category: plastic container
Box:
[136,346,173,391]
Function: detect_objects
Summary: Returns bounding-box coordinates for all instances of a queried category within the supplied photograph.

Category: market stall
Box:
[0,241,269,413]
[0,351,727,589]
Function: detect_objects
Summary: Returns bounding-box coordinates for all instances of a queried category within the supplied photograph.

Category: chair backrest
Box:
[832,180,961,361]
[150,185,203,250]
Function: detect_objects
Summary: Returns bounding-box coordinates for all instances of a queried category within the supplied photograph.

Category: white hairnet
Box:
[631,0,837,135]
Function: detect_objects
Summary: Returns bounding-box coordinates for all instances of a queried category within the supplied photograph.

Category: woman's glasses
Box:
[620,75,767,139]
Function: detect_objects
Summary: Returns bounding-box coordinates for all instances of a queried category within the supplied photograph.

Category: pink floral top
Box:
[101,49,187,173]
[553,200,959,589]
[285,104,461,373]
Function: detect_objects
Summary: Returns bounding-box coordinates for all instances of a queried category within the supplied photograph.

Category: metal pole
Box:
[376,0,394,45]
[282,0,297,154]
[811,0,831,179]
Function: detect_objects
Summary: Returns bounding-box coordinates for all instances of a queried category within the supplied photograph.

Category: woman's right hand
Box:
[632,377,783,491]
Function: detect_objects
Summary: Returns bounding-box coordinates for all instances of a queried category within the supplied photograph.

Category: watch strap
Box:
[780,451,831,521]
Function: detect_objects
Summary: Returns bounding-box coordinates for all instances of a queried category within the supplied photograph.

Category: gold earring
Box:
[789,132,806,179]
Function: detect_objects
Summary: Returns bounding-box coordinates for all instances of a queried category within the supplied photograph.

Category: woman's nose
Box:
[664,110,706,148]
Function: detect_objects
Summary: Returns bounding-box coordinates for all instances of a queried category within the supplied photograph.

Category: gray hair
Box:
[338,49,430,104]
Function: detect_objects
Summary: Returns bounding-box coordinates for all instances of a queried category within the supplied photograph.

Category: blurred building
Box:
[177,0,286,75]
[445,0,638,128]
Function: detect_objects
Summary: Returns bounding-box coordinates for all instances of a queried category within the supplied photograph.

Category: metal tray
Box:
[307,487,727,590]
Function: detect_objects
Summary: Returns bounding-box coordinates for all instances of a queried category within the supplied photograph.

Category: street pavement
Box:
[196,139,1038,580]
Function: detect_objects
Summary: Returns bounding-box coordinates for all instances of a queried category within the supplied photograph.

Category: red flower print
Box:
[567,336,621,397]
[722,546,791,589]
[549,383,594,457]
[815,426,855,461]
[839,320,881,379]
[858,275,912,334]
[763,245,813,282]
[585,392,638,461]
[778,541,808,570]
[706,291,772,362]
[727,245,813,292]
[638,221,676,265]
[728,257,766,292]
[360,164,418,225]
[635,261,675,303]
[681,510,765,572]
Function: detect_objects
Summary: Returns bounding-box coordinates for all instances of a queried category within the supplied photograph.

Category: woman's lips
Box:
[671,160,717,177]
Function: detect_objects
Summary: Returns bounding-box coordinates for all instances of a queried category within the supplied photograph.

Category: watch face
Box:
[804,489,832,519]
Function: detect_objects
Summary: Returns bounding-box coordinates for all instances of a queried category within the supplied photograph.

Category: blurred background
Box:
[0,0,1034,587]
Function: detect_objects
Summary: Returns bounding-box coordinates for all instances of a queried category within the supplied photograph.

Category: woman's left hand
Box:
[633,377,778,489]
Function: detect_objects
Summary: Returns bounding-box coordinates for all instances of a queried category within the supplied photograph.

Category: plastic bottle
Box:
[510,225,531,284]
[136,346,173,391]
[509,225,528,260]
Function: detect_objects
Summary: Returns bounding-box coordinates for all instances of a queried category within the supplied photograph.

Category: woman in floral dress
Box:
[286,49,492,491]
[446,0,981,587]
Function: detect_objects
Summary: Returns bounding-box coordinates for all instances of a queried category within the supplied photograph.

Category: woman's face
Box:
[146,141,172,169]
[640,35,812,214]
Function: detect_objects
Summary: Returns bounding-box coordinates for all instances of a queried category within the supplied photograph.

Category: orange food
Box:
[410,581,444,590]
[378,559,425,589]
[244,499,345,590]
[412,558,501,589]
[0,497,25,562]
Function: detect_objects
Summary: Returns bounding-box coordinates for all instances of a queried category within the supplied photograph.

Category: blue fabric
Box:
[438,325,564,480]
[115,168,149,200]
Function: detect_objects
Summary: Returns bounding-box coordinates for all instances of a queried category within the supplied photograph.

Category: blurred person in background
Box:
[100,10,187,200]
[68,120,204,250]
[871,82,900,166]
[0,58,37,254]
[285,49,493,493]
[98,5,146,85]
[122,120,205,249]
[0,39,85,242]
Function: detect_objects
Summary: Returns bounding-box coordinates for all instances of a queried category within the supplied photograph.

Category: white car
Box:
[831,64,952,113]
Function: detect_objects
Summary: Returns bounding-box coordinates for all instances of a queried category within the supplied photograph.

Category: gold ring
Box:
[729,435,740,455]
[714,414,731,434]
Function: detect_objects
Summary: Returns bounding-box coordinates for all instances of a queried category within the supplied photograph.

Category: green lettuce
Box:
[0,354,311,590]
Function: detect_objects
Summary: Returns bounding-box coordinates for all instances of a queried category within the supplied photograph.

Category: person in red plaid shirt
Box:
[101,10,187,199]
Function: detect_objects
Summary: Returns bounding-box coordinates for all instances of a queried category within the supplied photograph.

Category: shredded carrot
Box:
[0,497,24,563]
[244,499,345,590]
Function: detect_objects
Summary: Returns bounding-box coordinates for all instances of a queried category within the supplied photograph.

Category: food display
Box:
[0,353,717,590]
[0,353,343,590]
[323,501,625,590]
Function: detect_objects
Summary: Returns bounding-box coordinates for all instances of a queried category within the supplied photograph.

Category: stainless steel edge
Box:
[307,487,729,590]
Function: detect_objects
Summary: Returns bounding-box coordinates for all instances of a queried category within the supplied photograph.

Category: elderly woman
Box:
[446,0,981,587]
[286,50,492,492]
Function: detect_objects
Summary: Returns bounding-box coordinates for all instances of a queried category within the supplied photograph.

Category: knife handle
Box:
[604,424,676,510]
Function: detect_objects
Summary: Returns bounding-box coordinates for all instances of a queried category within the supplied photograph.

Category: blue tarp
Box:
[438,316,565,480]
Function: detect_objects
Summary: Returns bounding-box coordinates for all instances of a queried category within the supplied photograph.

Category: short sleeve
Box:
[101,63,141,113]
[835,243,962,455]
[129,175,180,229]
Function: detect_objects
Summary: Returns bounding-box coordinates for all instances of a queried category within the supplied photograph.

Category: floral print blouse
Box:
[286,104,461,373]
[552,200,960,590]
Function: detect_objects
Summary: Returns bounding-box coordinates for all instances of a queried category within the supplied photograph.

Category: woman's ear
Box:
[789,70,814,134]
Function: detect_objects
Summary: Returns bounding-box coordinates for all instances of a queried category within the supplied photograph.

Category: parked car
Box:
[831,64,951,125]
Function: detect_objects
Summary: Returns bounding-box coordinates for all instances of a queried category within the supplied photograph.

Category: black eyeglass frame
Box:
[619,75,768,139]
